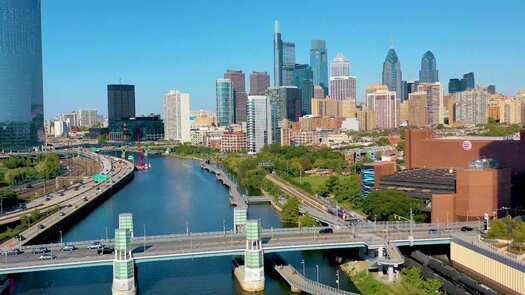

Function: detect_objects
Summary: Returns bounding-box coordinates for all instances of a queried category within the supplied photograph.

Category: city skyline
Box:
[41,1,525,118]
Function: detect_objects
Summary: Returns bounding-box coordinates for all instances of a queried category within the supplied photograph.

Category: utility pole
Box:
[336,269,340,289]
[316,265,319,282]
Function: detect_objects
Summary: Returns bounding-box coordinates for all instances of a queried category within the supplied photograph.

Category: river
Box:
[11,156,358,294]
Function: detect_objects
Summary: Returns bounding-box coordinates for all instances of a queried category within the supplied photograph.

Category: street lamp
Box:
[316,264,319,282]
[336,269,340,289]
[300,259,305,276]
[59,230,63,245]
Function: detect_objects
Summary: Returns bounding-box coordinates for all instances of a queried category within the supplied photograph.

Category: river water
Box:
[11,156,358,294]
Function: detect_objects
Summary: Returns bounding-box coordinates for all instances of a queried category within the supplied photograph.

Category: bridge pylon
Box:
[112,214,137,295]
[234,219,265,292]
[233,206,247,233]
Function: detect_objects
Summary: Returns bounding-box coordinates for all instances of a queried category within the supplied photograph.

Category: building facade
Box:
[249,71,270,96]
[449,72,475,94]
[382,48,402,101]
[417,82,444,126]
[267,86,301,144]
[419,50,438,83]
[164,90,190,142]
[454,88,488,125]
[78,109,98,128]
[273,20,295,87]
[0,0,44,150]
[367,89,398,129]
[108,84,136,123]
[220,131,246,153]
[310,39,328,95]
[109,115,164,142]
[293,64,314,115]
[247,96,272,154]
[224,70,248,123]
[216,79,235,126]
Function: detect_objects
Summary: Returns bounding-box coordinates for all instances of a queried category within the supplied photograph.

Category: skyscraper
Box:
[382,48,402,101]
[417,82,444,126]
[267,86,301,143]
[448,72,475,93]
[247,96,272,154]
[419,51,439,83]
[216,79,235,126]
[164,90,190,142]
[273,20,295,87]
[108,84,136,123]
[249,71,270,96]
[454,88,488,125]
[293,64,314,115]
[462,72,475,89]
[224,70,248,123]
[0,0,44,150]
[310,40,328,94]
[329,53,356,101]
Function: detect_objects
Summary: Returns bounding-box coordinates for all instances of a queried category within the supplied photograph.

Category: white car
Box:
[62,245,77,252]
[87,242,103,250]
[39,254,55,260]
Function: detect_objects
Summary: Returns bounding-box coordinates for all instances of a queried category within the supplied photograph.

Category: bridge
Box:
[0,208,479,294]
[274,264,357,294]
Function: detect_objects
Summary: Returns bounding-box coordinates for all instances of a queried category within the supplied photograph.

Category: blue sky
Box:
[42,0,525,118]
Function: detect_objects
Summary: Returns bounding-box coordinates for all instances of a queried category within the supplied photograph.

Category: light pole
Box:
[316,264,319,282]
[59,230,63,245]
[300,259,305,276]
[143,224,146,253]
[186,221,190,236]
[336,269,340,289]
[223,218,226,236]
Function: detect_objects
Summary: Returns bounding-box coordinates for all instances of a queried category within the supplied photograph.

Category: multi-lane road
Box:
[0,149,134,248]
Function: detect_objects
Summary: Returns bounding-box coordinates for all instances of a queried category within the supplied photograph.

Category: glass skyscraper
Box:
[273,20,295,87]
[293,64,314,115]
[419,50,439,83]
[267,86,301,143]
[382,48,402,101]
[108,84,136,123]
[216,79,235,126]
[310,40,328,95]
[0,0,44,151]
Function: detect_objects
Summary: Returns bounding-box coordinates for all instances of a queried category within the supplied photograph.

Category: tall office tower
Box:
[367,88,398,129]
[216,79,235,126]
[313,86,325,99]
[108,84,136,123]
[329,53,356,101]
[449,72,476,94]
[247,96,272,154]
[249,71,270,96]
[224,70,248,123]
[419,51,439,83]
[273,20,295,86]
[79,109,98,128]
[417,82,444,126]
[0,0,44,150]
[382,48,403,101]
[164,90,190,142]
[267,86,301,143]
[401,80,418,101]
[310,39,328,94]
[454,88,488,125]
[293,64,314,115]
[59,112,79,128]
[462,72,475,90]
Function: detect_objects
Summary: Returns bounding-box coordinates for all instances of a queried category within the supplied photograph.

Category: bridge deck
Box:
[274,264,358,295]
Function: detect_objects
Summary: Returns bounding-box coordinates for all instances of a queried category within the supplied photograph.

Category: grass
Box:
[290,175,358,193]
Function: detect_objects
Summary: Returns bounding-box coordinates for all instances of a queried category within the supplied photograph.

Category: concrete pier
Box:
[112,214,137,295]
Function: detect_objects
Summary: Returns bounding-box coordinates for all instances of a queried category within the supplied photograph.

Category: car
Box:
[96,187,101,191]
[428,229,438,234]
[38,224,45,230]
[45,196,51,201]
[32,247,49,254]
[62,245,77,252]
[58,192,64,196]
[88,242,103,250]
[97,247,114,255]
[83,197,88,202]
[2,248,23,256]
[15,234,25,241]
[39,254,56,260]
[461,226,473,232]
[319,228,334,234]
[67,204,73,208]
[59,212,65,216]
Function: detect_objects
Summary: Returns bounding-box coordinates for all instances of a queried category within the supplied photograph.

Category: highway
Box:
[0,221,480,274]
[0,150,134,248]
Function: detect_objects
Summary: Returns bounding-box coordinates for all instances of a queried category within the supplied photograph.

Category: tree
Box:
[362,190,426,222]
[281,197,300,226]
[299,213,318,227]
[487,218,513,240]
[97,134,108,144]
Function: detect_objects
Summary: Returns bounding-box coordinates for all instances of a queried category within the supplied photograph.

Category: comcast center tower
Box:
[0,0,44,151]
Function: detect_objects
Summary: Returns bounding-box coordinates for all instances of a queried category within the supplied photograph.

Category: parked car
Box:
[428,229,438,234]
[319,228,334,234]
[97,247,114,255]
[2,249,23,256]
[59,212,66,216]
[39,254,56,260]
[15,234,25,241]
[461,226,473,232]
[38,224,45,230]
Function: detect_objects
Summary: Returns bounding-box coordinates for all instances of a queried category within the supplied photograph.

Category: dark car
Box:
[428,229,439,234]
[15,234,25,241]
[32,247,49,254]
[2,248,23,256]
[97,247,114,255]
[461,226,473,232]
[38,224,45,230]
[319,228,334,234]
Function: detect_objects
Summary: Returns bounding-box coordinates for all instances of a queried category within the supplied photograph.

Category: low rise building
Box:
[220,131,246,153]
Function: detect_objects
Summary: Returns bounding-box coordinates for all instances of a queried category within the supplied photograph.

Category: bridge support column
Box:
[387,266,395,283]
[234,219,264,292]
[233,206,247,233]
[112,214,136,295]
